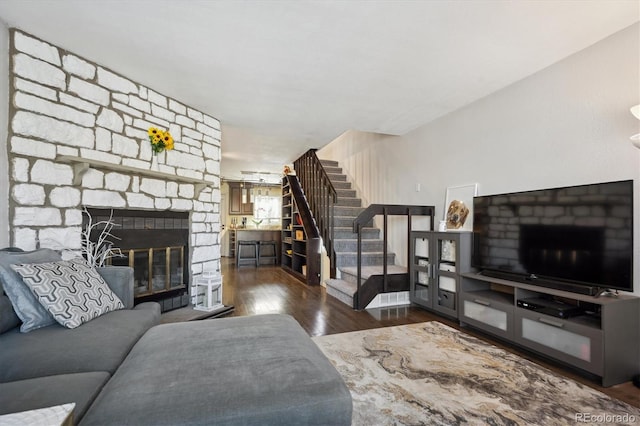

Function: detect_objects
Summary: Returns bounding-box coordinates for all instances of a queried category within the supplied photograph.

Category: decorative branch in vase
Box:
[81,207,124,267]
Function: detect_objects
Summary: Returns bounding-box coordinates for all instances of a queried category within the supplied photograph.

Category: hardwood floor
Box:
[221,258,443,336]
[181,258,640,408]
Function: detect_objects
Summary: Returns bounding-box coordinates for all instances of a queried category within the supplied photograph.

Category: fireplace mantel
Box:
[56,155,214,197]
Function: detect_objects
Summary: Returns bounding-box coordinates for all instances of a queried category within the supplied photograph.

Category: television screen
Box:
[472,180,634,293]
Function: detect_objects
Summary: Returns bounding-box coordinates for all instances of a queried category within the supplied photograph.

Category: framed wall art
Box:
[443,183,478,232]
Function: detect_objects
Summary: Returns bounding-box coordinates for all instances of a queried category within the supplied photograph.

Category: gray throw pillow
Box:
[11,257,124,329]
[0,295,21,333]
[0,247,25,295]
[0,248,61,332]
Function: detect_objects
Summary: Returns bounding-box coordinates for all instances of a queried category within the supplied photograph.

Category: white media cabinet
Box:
[459,271,639,387]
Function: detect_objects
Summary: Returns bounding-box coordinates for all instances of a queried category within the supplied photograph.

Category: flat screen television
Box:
[472,180,634,295]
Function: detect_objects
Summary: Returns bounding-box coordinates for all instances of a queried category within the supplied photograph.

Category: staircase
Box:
[319,159,407,308]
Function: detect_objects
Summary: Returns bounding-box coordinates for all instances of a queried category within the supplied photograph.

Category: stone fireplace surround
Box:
[5,29,221,298]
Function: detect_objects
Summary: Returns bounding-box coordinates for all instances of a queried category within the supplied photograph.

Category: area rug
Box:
[312,322,640,425]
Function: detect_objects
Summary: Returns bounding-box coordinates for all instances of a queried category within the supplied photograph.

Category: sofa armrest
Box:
[96,267,134,309]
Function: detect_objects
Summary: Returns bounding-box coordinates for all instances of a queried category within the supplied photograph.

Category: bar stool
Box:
[258,241,278,266]
[237,240,259,267]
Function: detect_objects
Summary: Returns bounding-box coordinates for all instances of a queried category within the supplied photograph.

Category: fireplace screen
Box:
[84,208,189,308]
[110,246,185,297]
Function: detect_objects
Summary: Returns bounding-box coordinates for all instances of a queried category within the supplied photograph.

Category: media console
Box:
[459,271,640,387]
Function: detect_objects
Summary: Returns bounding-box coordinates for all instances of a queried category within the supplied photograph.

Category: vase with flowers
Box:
[148,127,174,169]
[148,127,174,153]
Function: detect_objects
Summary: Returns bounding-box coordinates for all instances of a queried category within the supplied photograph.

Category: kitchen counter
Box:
[230,229,281,263]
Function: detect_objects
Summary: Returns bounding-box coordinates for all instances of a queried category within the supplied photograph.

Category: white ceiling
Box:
[0,1,638,183]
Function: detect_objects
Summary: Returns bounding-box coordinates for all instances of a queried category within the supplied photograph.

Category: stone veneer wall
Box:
[6,29,221,276]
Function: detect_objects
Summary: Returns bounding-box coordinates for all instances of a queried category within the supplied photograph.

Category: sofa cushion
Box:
[0,303,161,383]
[0,249,61,332]
[81,314,352,426]
[0,371,110,422]
[0,295,20,334]
[96,266,134,309]
[11,257,124,329]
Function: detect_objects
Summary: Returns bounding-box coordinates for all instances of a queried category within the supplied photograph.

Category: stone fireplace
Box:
[5,29,221,307]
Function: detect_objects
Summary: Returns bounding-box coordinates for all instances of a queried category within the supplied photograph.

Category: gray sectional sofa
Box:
[0,249,352,425]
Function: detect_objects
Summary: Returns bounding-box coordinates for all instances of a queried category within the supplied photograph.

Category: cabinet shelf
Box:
[565,313,601,329]
[463,289,513,305]
[461,272,635,306]
[280,175,321,285]
[228,230,236,257]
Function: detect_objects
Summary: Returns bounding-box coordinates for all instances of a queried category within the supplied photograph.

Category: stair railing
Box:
[293,149,338,277]
[352,204,435,309]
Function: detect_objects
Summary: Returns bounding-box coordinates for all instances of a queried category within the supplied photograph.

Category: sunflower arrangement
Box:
[148,127,175,154]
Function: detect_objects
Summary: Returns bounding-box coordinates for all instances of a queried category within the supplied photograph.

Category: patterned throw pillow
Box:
[10,257,124,329]
[0,248,61,332]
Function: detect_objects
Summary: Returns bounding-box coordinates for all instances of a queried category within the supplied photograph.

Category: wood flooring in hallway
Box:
[220,258,441,337]
[163,257,639,408]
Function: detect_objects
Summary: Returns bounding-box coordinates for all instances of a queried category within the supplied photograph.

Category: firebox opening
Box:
[83,208,190,312]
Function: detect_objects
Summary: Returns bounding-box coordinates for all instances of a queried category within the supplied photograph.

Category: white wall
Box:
[319,23,640,295]
[0,21,8,248]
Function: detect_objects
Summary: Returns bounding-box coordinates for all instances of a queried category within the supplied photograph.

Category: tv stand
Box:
[460,271,640,387]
